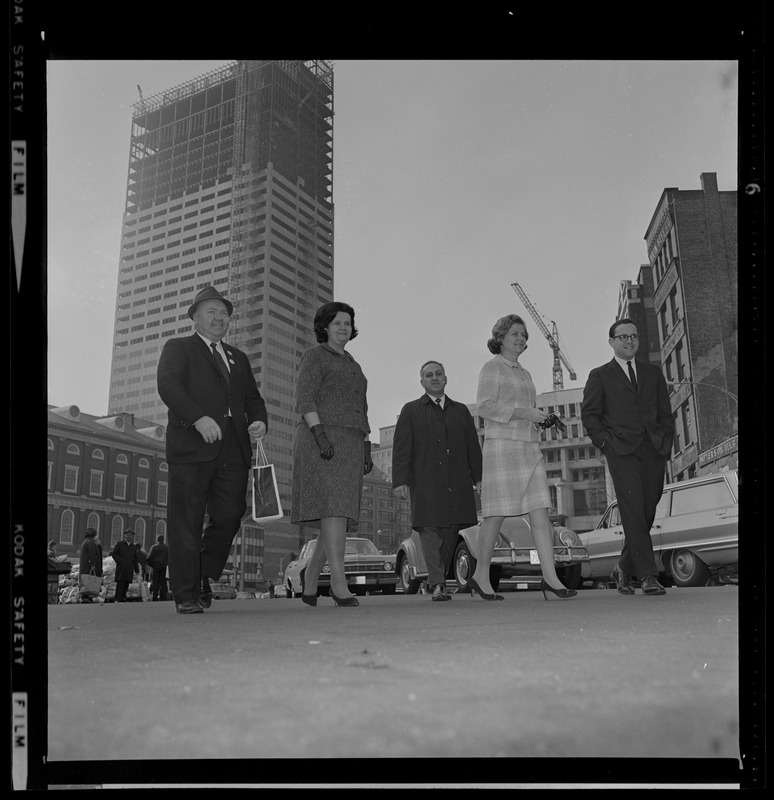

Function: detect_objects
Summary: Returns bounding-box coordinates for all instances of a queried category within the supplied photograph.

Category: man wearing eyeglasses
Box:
[581,319,675,596]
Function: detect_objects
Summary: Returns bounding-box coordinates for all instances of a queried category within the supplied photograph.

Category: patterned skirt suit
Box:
[291,344,370,531]
[476,355,550,517]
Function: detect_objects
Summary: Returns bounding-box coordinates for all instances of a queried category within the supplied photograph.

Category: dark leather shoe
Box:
[199,578,213,609]
[610,564,635,595]
[640,575,667,595]
[176,600,204,614]
[432,584,451,602]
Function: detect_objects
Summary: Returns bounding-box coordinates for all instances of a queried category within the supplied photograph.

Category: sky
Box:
[47,59,738,440]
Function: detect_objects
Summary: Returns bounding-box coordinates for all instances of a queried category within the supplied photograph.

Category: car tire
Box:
[668,549,711,587]
[453,542,501,592]
[557,563,582,591]
[398,555,422,594]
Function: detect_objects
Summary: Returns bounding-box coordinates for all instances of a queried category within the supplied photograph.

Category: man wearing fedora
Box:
[157,286,268,614]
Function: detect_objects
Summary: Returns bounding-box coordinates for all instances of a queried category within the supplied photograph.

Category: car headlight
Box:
[321,565,331,574]
[383,561,393,570]
[558,529,582,547]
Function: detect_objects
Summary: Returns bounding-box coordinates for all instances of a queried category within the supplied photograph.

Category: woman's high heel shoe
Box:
[540,579,577,600]
[330,590,359,607]
[469,576,504,601]
[301,594,317,606]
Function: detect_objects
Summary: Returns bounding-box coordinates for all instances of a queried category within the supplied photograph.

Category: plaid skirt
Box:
[480,439,550,517]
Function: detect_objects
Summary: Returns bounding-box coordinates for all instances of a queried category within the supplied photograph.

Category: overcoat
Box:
[110,539,139,583]
[392,394,482,529]
[79,538,103,577]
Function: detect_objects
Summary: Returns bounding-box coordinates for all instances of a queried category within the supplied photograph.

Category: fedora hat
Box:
[188,286,234,319]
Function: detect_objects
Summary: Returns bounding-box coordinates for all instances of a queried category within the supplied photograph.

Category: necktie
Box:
[626,360,637,391]
[435,397,442,408]
[211,343,230,384]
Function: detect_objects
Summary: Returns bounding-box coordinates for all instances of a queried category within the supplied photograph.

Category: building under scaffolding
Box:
[108,60,335,584]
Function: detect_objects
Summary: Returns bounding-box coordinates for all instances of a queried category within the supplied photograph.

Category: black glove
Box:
[310,424,334,460]
[364,440,373,474]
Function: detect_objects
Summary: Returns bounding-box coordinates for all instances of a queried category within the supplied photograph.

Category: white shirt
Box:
[427,394,446,409]
[614,355,637,382]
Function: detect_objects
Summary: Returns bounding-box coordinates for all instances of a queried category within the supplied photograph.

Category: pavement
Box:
[46,585,741,787]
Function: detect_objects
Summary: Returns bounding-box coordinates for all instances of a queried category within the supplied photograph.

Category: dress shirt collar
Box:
[497,354,524,369]
[613,355,637,377]
[426,394,446,408]
[197,332,225,354]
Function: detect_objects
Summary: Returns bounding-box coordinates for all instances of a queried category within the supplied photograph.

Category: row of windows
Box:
[50,462,168,504]
[50,441,167,470]
[55,508,167,550]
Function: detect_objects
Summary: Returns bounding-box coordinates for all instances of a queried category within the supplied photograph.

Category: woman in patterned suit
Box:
[472,314,577,601]
[291,302,373,607]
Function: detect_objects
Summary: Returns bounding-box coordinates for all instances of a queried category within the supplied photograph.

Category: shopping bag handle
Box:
[255,438,269,467]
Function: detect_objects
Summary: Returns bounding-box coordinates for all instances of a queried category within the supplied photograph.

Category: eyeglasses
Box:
[612,334,639,342]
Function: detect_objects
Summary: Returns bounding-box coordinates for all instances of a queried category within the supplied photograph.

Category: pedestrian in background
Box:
[473,314,577,602]
[291,301,372,608]
[110,529,139,602]
[392,360,482,602]
[48,540,58,560]
[79,527,103,604]
[147,534,170,601]
[581,318,675,596]
[134,539,149,582]
[157,285,268,614]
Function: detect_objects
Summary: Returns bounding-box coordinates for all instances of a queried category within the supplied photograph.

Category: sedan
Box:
[578,469,738,587]
[396,519,589,593]
[210,581,237,600]
[284,537,399,597]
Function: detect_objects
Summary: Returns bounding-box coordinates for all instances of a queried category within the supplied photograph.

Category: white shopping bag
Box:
[252,439,284,524]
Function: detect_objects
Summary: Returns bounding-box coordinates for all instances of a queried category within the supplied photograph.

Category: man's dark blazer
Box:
[581,358,675,458]
[157,333,267,465]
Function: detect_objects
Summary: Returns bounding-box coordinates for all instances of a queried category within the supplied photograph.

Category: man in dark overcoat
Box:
[392,360,483,601]
[146,534,170,601]
[157,285,268,614]
[582,318,675,596]
[79,527,103,603]
[110,529,139,602]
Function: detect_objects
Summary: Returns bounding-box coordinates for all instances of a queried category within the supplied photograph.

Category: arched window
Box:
[111,515,124,545]
[116,454,129,465]
[87,512,100,533]
[59,509,75,544]
[92,448,105,460]
[138,457,150,469]
[156,519,167,539]
[66,443,80,455]
[48,438,54,450]
[159,462,168,472]
[134,518,146,550]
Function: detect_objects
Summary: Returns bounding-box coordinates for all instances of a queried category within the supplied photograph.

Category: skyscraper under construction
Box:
[107,60,335,583]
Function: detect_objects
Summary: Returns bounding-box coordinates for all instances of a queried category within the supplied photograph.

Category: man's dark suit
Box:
[157,333,267,605]
[582,358,675,580]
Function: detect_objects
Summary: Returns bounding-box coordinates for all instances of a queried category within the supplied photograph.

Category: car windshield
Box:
[345,539,380,556]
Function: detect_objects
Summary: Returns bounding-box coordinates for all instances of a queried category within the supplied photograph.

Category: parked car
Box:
[210,581,237,600]
[283,537,399,597]
[578,469,738,587]
[395,519,589,593]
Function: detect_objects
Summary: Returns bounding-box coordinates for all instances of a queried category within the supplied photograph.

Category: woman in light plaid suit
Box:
[471,314,577,601]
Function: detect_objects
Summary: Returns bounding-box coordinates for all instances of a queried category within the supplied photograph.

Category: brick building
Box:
[641,172,737,480]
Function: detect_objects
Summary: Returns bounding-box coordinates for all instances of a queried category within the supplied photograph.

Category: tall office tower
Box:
[107,60,335,583]
[643,172,737,481]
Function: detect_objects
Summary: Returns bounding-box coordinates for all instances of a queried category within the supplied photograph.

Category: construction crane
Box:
[511,282,577,391]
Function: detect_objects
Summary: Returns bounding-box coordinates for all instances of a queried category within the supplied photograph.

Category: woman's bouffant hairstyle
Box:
[313,301,359,343]
[487,314,529,354]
